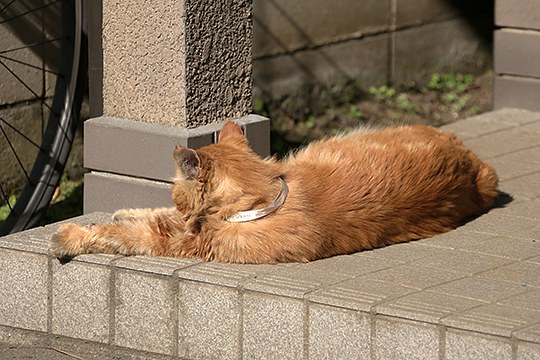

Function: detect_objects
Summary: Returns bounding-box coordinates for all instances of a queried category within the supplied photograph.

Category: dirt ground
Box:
[259,71,493,155]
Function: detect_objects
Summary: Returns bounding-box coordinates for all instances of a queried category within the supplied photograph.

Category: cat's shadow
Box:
[460,190,513,226]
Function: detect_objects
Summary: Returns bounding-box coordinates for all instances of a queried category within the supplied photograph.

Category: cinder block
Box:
[0,249,48,332]
[307,277,416,312]
[428,276,528,303]
[462,236,540,261]
[418,230,496,250]
[178,282,240,359]
[442,304,540,337]
[445,329,512,360]
[115,256,198,276]
[376,291,484,324]
[486,156,540,181]
[301,253,402,277]
[253,0,389,58]
[396,0,463,27]
[479,261,540,288]
[364,260,465,289]
[414,249,514,275]
[51,258,112,342]
[242,265,349,299]
[460,212,540,240]
[498,289,540,312]
[83,172,173,214]
[496,0,540,30]
[0,324,49,348]
[374,316,439,359]
[242,292,304,359]
[500,199,540,220]
[393,18,490,84]
[253,34,388,94]
[495,75,540,112]
[308,304,370,359]
[498,172,540,202]
[495,29,540,78]
[114,271,176,355]
[175,261,281,288]
[517,340,540,360]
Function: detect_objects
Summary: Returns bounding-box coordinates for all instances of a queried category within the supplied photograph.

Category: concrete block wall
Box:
[494,0,540,111]
[252,0,493,94]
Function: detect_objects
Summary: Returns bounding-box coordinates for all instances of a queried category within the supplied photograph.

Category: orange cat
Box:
[51,121,498,263]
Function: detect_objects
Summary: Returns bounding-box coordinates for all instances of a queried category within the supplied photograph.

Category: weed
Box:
[396,93,416,113]
[369,85,395,102]
[0,195,16,222]
[348,105,364,119]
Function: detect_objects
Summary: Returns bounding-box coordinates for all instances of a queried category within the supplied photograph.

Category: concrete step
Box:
[1,108,540,359]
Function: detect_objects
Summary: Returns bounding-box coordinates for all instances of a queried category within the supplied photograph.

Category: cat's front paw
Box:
[50,223,91,257]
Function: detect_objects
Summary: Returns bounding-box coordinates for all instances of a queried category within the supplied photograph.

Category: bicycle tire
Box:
[0,0,84,235]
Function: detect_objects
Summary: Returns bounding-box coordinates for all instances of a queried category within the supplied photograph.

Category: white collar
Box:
[225,177,288,223]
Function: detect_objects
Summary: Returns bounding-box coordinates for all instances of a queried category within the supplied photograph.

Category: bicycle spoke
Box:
[0,184,14,211]
[0,116,43,150]
[0,37,64,56]
[0,58,57,115]
[0,0,16,15]
[0,122,32,184]
[0,0,61,25]
[0,54,60,75]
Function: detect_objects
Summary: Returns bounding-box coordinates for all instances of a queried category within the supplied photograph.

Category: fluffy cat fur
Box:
[51,121,498,263]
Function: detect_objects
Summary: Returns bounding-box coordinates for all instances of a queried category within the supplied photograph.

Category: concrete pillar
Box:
[84,0,269,213]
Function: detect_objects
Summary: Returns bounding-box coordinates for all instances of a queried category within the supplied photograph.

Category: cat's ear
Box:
[218,120,245,143]
[174,145,201,180]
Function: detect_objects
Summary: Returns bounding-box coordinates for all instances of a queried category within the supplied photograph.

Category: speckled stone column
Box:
[101,0,253,127]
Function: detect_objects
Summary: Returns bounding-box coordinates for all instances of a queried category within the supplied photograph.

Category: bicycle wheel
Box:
[0,0,83,235]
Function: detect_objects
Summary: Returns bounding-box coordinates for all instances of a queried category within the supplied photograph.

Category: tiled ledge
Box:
[1,108,540,359]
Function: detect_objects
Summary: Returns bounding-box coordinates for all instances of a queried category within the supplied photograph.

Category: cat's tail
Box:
[474,161,499,209]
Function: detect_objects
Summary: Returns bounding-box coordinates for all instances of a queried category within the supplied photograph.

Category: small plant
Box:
[0,195,16,222]
[428,73,475,93]
[348,104,364,119]
[369,85,395,102]
[396,93,416,113]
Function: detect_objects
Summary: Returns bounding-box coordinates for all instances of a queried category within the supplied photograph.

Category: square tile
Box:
[243,292,304,360]
[478,261,540,288]
[445,329,512,360]
[415,249,515,275]
[463,236,540,260]
[308,304,370,359]
[428,276,528,302]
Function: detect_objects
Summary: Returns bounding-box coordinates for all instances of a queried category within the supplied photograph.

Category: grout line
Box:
[438,325,446,360]
[238,288,244,360]
[108,257,120,346]
[47,255,53,335]
[303,300,310,360]
[170,271,180,358]
[370,314,377,360]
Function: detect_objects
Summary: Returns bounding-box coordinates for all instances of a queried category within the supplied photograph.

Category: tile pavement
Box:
[0,108,540,359]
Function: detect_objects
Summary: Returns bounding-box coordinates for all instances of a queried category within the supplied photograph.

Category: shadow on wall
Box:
[252,0,494,96]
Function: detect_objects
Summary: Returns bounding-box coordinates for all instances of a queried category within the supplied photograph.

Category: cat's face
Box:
[171,121,266,222]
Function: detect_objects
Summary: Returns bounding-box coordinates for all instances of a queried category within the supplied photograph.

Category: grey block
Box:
[487,156,540,181]
[498,172,540,202]
[49,334,114,360]
[0,226,55,255]
[83,172,173,214]
[376,291,484,324]
[517,340,540,360]
[440,117,516,140]
[178,282,240,359]
[515,324,540,344]
[0,324,49,348]
[0,249,48,332]
[499,199,540,220]
[300,253,402,278]
[414,249,514,276]
[462,236,540,261]
[395,0,460,27]
[498,289,540,312]
[114,271,175,355]
[253,0,389,58]
[51,259,111,342]
[445,329,513,360]
[242,292,304,360]
[307,277,417,312]
[495,75,540,112]
[427,276,529,303]
[175,261,283,288]
[308,304,370,360]
[115,256,199,276]
[359,241,447,263]
[460,212,540,241]
[253,34,388,94]
[495,29,540,78]
[242,265,350,299]
[374,317,439,360]
[364,260,466,289]
[478,261,540,288]
[442,304,540,337]
[418,230,496,250]
[496,0,540,30]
